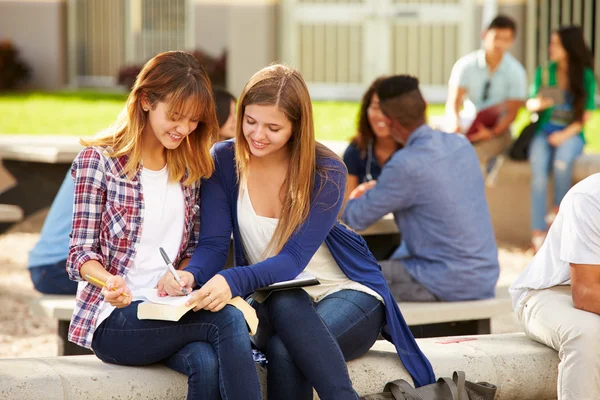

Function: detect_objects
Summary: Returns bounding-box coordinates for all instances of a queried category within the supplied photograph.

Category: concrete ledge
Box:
[0,136,84,164]
[0,333,558,400]
[0,204,23,223]
[488,154,600,245]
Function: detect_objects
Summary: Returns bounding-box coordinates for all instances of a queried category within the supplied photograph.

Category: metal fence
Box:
[67,0,193,87]
[526,0,600,79]
[280,0,475,101]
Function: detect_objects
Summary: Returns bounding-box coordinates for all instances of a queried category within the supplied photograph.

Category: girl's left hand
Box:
[547,131,568,147]
[185,274,232,312]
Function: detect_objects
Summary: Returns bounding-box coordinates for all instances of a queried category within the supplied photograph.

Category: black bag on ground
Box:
[508,119,538,161]
[361,371,497,400]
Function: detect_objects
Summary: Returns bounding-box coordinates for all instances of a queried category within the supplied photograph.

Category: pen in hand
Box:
[159,247,188,295]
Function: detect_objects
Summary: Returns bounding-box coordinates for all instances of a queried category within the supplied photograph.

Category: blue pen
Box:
[159,247,188,295]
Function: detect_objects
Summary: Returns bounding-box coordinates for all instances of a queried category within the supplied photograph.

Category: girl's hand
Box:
[156,270,195,296]
[547,131,568,147]
[539,96,555,110]
[103,275,132,308]
[185,275,232,312]
[349,180,376,200]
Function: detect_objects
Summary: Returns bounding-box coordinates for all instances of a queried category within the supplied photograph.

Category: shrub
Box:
[117,49,227,91]
[0,40,30,91]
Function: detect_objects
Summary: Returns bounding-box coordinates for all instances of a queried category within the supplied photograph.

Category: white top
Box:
[510,173,600,309]
[95,166,185,328]
[448,49,527,112]
[237,185,383,303]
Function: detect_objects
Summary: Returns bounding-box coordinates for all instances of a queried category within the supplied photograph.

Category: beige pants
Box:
[472,130,512,172]
[516,286,600,400]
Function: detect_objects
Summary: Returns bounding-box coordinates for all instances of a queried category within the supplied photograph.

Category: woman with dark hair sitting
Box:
[527,26,596,251]
[343,77,403,197]
[213,87,237,141]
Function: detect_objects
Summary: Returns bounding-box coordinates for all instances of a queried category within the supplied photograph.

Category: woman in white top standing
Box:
[162,65,435,399]
[67,51,261,400]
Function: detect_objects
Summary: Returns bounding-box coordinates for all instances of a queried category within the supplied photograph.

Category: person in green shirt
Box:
[526,26,596,252]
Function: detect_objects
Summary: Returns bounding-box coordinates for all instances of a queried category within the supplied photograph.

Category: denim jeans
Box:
[529,132,584,231]
[255,289,384,400]
[29,259,78,294]
[92,301,261,400]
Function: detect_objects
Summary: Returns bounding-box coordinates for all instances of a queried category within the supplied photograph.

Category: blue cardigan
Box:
[185,141,435,387]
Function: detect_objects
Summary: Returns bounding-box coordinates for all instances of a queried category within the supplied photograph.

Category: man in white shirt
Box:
[446,15,527,171]
[510,173,600,400]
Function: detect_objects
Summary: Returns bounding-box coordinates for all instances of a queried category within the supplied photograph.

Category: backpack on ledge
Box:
[361,371,497,400]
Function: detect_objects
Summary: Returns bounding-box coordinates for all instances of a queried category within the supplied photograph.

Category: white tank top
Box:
[237,185,383,303]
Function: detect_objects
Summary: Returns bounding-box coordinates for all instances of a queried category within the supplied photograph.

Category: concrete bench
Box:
[487,154,600,246]
[0,333,559,400]
[0,204,23,223]
[30,287,513,356]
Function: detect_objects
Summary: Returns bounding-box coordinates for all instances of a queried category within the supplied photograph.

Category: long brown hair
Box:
[82,51,218,185]
[350,76,402,154]
[556,26,595,122]
[236,64,343,256]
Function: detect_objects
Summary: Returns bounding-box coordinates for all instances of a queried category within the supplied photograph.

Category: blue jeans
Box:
[92,301,261,400]
[529,132,584,231]
[29,259,78,294]
[256,289,384,400]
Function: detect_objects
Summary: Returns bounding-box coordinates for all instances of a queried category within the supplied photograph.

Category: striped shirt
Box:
[66,146,200,349]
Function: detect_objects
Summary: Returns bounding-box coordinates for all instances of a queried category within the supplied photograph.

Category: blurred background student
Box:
[213,87,237,141]
[343,77,402,197]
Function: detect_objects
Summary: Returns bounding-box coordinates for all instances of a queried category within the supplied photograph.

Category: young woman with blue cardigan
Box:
[161,64,435,399]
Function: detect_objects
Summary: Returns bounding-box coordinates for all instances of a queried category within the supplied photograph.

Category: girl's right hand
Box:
[103,275,132,308]
[156,270,195,296]
[539,96,555,109]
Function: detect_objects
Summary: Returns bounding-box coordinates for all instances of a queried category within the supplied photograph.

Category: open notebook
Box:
[137,288,258,335]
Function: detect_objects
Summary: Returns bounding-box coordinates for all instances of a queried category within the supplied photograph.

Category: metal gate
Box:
[67,0,194,87]
[526,0,600,79]
[280,0,477,101]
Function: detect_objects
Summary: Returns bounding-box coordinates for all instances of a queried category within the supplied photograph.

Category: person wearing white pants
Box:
[510,173,600,400]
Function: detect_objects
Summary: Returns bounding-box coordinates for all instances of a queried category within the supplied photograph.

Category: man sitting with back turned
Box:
[342,75,499,302]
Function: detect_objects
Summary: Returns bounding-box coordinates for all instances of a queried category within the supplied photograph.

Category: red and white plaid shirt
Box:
[67,146,200,349]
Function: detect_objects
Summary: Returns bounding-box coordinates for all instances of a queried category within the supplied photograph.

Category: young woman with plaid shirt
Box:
[67,51,261,400]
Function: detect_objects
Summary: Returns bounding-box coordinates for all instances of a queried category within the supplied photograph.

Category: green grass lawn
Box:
[2,91,600,152]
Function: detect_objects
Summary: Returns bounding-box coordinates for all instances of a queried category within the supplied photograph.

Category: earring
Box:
[143,108,148,112]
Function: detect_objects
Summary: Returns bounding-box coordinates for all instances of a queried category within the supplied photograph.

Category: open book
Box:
[137,288,258,335]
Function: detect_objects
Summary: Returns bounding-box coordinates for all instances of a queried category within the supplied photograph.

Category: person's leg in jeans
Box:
[92,302,261,400]
[29,259,78,294]
[264,289,382,400]
[473,130,512,177]
[378,259,438,302]
[552,135,584,211]
[529,133,554,248]
[516,286,600,400]
[163,342,220,400]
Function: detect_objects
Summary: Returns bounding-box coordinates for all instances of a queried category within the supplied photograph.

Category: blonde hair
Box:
[236,64,344,256]
[82,51,218,185]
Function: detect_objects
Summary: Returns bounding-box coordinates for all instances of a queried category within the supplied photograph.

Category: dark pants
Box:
[92,301,261,400]
[29,259,77,294]
[255,289,384,400]
[379,259,439,302]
